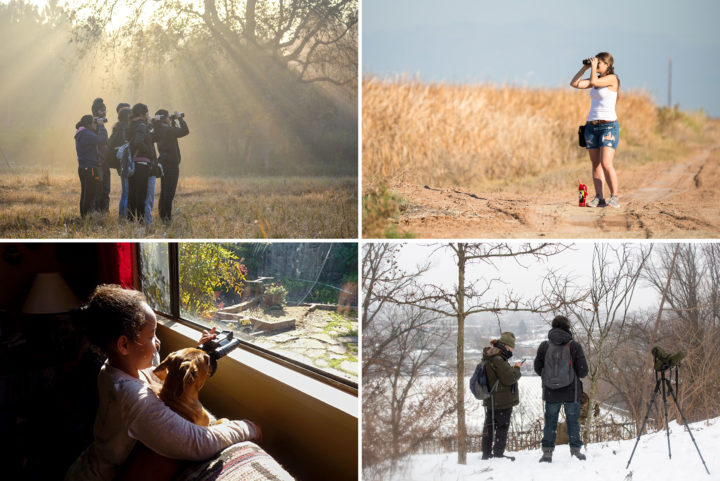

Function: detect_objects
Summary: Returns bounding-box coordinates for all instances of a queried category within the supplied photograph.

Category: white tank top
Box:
[587,86,617,121]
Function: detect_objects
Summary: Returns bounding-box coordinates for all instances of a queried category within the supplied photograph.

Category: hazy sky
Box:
[363,0,720,117]
[396,242,661,318]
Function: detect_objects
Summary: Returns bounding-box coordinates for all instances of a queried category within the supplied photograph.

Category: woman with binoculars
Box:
[570,52,620,208]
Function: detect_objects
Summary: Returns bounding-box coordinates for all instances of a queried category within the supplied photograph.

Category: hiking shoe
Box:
[607,195,620,208]
[587,195,605,208]
[571,447,586,460]
[539,447,553,463]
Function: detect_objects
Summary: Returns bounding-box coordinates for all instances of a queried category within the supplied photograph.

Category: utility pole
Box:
[668,56,672,108]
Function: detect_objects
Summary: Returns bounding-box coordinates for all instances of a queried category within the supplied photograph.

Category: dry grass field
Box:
[363,77,714,238]
[0,174,357,239]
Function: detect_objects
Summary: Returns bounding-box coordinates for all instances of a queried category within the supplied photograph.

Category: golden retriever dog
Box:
[153,348,213,426]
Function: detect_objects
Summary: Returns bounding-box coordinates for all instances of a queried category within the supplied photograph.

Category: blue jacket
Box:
[75,124,108,169]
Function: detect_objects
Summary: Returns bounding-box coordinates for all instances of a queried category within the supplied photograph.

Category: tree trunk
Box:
[456,244,467,464]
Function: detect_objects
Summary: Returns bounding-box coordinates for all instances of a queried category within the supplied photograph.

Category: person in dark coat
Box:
[74,114,108,217]
[126,103,157,223]
[480,331,522,460]
[108,103,132,220]
[152,109,189,222]
[534,315,589,462]
[91,98,111,213]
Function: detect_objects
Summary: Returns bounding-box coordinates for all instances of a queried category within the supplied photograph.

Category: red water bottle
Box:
[578,180,588,207]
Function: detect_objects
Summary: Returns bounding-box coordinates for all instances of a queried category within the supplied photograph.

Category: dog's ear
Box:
[153,353,175,381]
[181,360,199,390]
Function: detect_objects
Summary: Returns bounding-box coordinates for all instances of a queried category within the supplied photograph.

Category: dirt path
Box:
[388,139,720,239]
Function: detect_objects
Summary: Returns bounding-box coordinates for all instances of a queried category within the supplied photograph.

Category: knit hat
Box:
[498,331,516,349]
[92,97,106,116]
[116,102,131,113]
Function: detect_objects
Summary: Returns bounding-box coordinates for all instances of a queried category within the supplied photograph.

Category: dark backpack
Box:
[541,341,575,390]
[470,360,499,400]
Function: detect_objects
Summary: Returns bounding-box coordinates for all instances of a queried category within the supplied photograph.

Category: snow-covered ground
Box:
[383,417,718,481]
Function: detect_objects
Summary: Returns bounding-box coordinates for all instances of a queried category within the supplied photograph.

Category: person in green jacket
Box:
[480,331,522,460]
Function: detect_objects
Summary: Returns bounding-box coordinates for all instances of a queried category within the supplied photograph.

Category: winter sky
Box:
[362,0,720,117]
[396,242,662,317]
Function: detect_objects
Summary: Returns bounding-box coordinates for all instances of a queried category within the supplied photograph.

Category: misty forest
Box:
[362,242,720,480]
[0,0,357,238]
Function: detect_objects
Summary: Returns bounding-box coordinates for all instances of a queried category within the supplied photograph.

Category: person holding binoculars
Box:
[152,109,189,223]
[570,52,621,208]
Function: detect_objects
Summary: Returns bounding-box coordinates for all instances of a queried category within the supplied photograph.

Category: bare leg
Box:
[589,149,604,198]
[600,146,618,196]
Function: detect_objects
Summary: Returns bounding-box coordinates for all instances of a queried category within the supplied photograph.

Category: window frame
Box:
[136,242,358,395]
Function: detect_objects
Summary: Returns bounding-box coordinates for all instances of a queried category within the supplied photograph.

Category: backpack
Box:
[541,341,575,390]
[118,142,135,178]
[105,126,127,169]
[469,360,499,400]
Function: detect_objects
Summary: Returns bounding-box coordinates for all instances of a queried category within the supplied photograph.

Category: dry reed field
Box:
[363,77,659,188]
[362,77,718,238]
[0,174,357,239]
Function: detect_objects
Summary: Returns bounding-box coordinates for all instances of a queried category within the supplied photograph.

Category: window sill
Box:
[156,316,358,419]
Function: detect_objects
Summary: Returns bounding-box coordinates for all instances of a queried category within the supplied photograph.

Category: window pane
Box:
[139,243,171,313]
[178,243,358,384]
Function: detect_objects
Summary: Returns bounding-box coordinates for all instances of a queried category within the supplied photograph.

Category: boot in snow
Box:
[539,447,553,463]
[571,447,586,460]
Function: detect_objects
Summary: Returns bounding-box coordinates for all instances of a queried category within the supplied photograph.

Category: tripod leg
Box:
[626,380,661,469]
[666,383,711,475]
[662,376,671,459]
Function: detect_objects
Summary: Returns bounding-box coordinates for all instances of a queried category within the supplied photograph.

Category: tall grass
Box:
[362,77,659,188]
[0,174,357,239]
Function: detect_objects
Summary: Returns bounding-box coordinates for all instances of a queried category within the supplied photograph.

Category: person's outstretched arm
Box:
[124,383,260,461]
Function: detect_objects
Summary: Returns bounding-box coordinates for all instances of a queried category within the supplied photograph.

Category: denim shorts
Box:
[584,120,619,150]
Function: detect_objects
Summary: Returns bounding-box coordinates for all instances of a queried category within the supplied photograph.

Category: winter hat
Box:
[116,102,131,113]
[92,98,107,116]
[155,109,169,119]
[551,315,572,333]
[498,331,516,349]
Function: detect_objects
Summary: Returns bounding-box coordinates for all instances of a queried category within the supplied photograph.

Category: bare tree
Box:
[410,243,570,464]
[644,243,720,423]
[69,0,357,88]
[361,244,453,478]
[363,304,455,477]
[544,243,653,435]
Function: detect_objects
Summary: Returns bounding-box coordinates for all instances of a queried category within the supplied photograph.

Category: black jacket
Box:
[153,118,189,165]
[128,118,157,161]
[534,328,588,403]
[482,344,521,410]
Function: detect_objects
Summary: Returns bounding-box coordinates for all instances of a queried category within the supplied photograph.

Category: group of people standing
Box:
[74,98,189,224]
[478,315,589,463]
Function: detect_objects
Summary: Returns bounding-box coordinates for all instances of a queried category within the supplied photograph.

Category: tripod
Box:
[626,367,710,474]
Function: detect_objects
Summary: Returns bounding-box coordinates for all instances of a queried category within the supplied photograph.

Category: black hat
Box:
[131,103,148,117]
[155,109,169,119]
[116,102,131,113]
[92,98,106,116]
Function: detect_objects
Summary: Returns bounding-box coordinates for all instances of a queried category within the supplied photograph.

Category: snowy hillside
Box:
[386,417,718,481]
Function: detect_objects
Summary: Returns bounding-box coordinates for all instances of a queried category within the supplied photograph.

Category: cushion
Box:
[176,442,294,481]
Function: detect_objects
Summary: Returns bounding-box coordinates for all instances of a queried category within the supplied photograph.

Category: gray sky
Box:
[363,0,720,117]
[395,242,660,316]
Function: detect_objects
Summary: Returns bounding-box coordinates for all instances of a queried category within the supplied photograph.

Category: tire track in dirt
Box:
[389,140,720,239]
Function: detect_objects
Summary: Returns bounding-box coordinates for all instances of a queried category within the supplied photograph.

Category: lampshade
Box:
[22,272,81,314]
